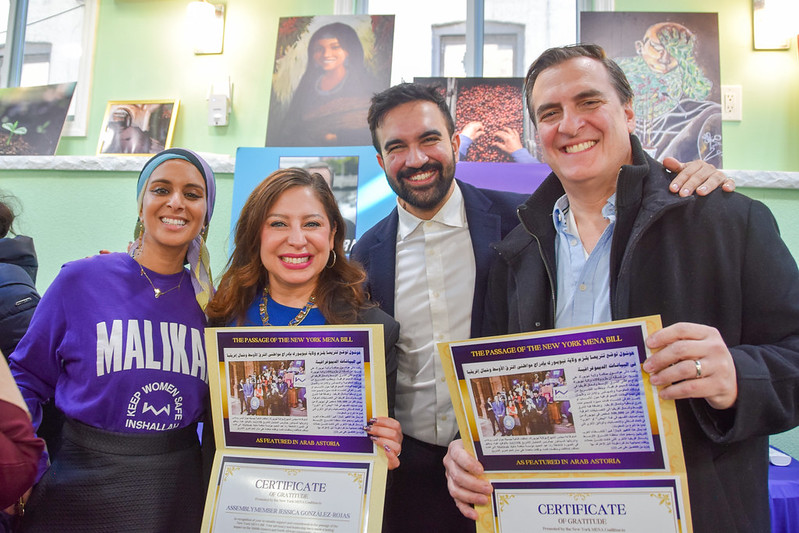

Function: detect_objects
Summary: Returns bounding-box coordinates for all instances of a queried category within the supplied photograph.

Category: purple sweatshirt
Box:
[10,253,208,434]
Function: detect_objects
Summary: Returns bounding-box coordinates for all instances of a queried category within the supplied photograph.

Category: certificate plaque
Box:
[492,477,685,533]
[439,317,692,533]
[202,326,390,532]
[209,455,375,533]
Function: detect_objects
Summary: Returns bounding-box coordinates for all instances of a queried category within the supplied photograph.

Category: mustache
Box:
[396,161,442,181]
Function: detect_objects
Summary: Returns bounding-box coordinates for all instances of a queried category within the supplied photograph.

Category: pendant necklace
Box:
[259,286,316,326]
[138,262,185,298]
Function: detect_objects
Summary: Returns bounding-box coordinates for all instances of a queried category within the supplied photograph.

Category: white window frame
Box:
[1,0,99,137]
[338,0,614,76]
[65,0,98,136]
[432,20,526,77]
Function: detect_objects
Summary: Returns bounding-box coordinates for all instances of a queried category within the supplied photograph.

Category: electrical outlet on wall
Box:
[721,85,742,121]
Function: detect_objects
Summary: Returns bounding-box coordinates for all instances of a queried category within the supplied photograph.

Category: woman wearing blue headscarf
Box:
[10,148,216,532]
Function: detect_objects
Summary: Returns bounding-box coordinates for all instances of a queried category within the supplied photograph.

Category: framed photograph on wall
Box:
[414,76,536,164]
[265,15,395,147]
[0,82,77,156]
[96,99,179,155]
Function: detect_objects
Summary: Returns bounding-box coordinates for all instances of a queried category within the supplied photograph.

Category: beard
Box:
[387,157,456,212]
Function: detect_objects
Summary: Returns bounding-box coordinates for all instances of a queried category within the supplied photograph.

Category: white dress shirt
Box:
[393,183,476,446]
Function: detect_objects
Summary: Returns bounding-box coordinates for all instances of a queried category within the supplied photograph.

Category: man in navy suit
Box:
[352,82,525,532]
[351,82,732,533]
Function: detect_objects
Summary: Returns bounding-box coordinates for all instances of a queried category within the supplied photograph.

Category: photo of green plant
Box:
[0,82,76,155]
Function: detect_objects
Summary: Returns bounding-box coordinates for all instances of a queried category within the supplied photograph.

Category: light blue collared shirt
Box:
[553,194,616,329]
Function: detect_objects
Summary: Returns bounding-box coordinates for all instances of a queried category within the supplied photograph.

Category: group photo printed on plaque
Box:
[202,325,391,533]
[438,317,693,533]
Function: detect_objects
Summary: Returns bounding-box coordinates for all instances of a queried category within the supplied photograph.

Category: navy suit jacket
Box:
[351,179,526,338]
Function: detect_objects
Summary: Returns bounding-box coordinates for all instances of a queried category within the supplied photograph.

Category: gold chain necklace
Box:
[259,286,316,326]
[138,263,185,298]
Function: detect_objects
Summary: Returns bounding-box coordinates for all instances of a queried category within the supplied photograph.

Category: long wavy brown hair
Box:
[206,167,368,325]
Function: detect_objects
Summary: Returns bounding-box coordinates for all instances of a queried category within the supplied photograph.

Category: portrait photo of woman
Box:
[266,15,394,147]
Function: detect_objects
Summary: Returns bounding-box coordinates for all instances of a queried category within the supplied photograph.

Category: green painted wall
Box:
[3,168,235,292]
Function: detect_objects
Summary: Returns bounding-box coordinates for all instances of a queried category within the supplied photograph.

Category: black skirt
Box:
[19,418,205,533]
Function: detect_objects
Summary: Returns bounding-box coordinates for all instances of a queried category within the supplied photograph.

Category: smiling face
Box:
[312,37,348,72]
[531,56,635,191]
[140,159,206,257]
[375,100,459,220]
[259,186,335,300]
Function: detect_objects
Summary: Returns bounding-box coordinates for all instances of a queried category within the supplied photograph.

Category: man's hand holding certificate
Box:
[438,317,693,533]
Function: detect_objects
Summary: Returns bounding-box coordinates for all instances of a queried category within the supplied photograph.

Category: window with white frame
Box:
[337,0,594,81]
[0,0,98,136]
[329,0,612,165]
[433,20,525,77]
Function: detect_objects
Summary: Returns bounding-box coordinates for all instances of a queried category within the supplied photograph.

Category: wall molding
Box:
[0,156,796,189]
[0,154,236,174]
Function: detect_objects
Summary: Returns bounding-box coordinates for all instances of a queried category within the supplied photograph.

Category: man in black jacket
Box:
[443,44,799,532]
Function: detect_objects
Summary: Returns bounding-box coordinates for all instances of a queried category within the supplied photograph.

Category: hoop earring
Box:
[326,250,337,269]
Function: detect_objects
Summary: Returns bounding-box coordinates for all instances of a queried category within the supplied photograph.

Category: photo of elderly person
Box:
[266,16,394,147]
[302,160,357,252]
[98,102,176,155]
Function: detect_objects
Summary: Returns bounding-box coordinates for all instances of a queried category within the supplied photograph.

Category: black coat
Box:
[487,136,799,532]
[0,236,39,358]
